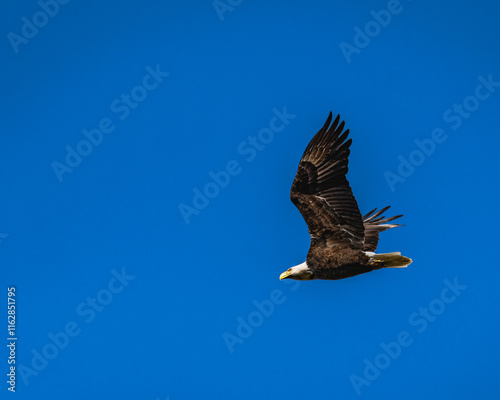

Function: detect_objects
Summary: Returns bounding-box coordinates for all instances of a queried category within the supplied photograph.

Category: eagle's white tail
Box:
[367,251,413,268]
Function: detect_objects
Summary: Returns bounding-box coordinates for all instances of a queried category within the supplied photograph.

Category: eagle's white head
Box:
[279,261,314,280]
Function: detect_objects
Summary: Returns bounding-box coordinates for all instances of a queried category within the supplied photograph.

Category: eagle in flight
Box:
[280,112,412,281]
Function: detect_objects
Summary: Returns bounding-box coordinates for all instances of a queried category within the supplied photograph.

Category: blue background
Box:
[2,0,499,399]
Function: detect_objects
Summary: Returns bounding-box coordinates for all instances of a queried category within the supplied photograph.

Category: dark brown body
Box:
[306,245,378,280]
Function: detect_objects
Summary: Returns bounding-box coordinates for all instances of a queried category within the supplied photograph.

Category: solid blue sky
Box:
[2,0,500,398]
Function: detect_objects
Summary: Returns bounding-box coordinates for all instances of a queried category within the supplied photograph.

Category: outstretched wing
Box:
[362,206,403,252]
[290,112,364,250]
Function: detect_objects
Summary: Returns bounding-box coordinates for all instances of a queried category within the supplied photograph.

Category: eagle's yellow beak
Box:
[280,270,292,280]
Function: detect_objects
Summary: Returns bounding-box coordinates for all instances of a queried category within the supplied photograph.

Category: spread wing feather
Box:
[362,206,403,252]
[290,112,365,250]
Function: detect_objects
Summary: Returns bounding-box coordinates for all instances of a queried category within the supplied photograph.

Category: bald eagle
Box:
[280,112,412,281]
